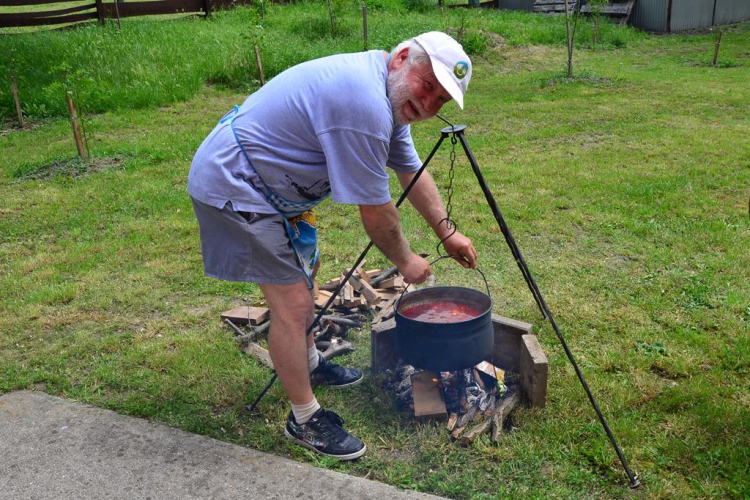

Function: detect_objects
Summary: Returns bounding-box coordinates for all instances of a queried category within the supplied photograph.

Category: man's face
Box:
[387,49,453,126]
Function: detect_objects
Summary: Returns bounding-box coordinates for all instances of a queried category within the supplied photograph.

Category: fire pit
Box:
[372,314,548,444]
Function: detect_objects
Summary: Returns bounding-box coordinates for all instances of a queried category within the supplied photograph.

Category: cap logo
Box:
[454,61,469,79]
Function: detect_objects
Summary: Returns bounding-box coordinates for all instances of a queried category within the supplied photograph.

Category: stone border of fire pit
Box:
[371,314,548,408]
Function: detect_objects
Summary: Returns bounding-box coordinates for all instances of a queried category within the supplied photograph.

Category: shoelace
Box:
[316,410,349,442]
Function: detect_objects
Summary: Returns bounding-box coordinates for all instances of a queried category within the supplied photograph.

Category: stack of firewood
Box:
[221,260,409,367]
[315,261,407,324]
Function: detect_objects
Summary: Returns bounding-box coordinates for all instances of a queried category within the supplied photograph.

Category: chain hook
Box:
[437,132,459,258]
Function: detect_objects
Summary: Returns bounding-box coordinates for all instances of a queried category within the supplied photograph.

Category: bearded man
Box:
[188,31,478,460]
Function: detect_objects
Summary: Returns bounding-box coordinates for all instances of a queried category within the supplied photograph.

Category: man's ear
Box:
[391,47,410,70]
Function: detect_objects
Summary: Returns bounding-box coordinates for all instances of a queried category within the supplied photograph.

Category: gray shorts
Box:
[190,197,307,285]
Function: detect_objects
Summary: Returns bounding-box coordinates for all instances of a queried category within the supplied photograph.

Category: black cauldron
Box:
[395,286,493,372]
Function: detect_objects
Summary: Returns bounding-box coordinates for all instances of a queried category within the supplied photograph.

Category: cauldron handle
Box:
[396,255,491,310]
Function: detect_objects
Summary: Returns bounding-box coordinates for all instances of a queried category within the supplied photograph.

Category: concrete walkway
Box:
[0,391,444,500]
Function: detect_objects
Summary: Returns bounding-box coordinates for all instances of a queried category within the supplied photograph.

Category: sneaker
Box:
[285,408,366,460]
[311,355,363,388]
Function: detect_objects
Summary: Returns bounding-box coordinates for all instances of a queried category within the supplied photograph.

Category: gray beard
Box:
[387,66,428,126]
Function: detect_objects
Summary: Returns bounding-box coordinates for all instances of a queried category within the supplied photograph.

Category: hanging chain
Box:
[437,133,459,257]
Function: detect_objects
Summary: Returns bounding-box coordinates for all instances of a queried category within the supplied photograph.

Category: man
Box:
[188,31,478,460]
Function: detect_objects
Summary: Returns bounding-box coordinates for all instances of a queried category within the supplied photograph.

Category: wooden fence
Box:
[0,0,242,29]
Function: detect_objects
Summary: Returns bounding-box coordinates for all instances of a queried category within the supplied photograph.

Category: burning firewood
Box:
[491,392,520,442]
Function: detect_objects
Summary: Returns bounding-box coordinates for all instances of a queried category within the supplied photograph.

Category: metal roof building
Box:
[498,0,750,32]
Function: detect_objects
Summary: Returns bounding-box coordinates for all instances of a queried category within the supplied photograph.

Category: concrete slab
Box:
[0,391,444,500]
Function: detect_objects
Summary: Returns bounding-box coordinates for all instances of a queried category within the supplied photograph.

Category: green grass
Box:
[1,4,750,499]
[0,2,646,118]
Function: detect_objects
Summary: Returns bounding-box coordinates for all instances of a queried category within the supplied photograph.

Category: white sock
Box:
[308,345,320,373]
[291,398,321,424]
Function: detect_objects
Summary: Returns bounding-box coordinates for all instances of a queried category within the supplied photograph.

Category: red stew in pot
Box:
[399,301,481,323]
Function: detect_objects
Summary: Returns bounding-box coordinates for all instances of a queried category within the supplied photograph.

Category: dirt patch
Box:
[13,155,129,181]
[0,117,49,138]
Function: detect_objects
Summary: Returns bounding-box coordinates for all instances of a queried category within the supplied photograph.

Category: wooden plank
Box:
[0,3,94,21]
[0,0,85,6]
[411,371,446,421]
[520,334,548,408]
[240,341,274,370]
[220,305,269,326]
[101,0,204,18]
[0,11,95,26]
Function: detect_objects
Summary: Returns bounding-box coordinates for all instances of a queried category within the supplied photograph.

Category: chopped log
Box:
[320,315,363,328]
[446,412,458,432]
[345,260,366,278]
[456,406,478,429]
[491,392,520,442]
[475,360,504,381]
[411,371,446,421]
[375,289,401,300]
[342,282,354,302]
[315,290,334,308]
[363,268,382,282]
[221,305,269,326]
[320,339,355,360]
[451,424,466,439]
[369,266,398,287]
[372,298,396,325]
[240,341,274,370]
[458,419,492,446]
[223,318,246,338]
[350,273,381,306]
[379,276,405,289]
[321,277,341,291]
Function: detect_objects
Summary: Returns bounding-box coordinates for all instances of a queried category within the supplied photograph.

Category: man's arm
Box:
[396,170,478,268]
[359,202,431,284]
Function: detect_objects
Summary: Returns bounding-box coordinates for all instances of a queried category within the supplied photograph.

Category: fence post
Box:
[113,0,121,29]
[11,75,24,128]
[713,29,723,67]
[362,3,368,51]
[203,0,211,18]
[254,45,265,87]
[95,0,105,24]
[66,92,88,159]
[326,0,336,34]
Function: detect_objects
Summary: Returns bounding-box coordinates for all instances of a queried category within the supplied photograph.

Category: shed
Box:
[631,0,750,32]
[513,0,750,32]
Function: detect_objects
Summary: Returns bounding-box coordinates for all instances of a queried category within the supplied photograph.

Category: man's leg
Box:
[259,279,366,460]
[259,280,315,405]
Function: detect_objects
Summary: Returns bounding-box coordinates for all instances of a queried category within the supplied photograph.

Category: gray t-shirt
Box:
[188,50,422,214]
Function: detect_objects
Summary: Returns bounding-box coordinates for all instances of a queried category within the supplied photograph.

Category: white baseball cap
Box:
[412,31,472,109]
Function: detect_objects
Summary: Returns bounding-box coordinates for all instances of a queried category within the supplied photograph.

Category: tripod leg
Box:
[455,130,640,488]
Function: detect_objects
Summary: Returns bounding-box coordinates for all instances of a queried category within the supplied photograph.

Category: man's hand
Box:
[399,252,432,284]
[360,203,433,283]
[441,231,478,269]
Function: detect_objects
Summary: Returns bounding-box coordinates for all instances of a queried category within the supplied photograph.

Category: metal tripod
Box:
[245,120,640,489]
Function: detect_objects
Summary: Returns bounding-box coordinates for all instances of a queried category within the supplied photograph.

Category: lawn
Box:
[1,4,749,499]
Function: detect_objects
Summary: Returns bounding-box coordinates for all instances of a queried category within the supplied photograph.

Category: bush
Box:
[461,30,489,55]
[404,0,436,13]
